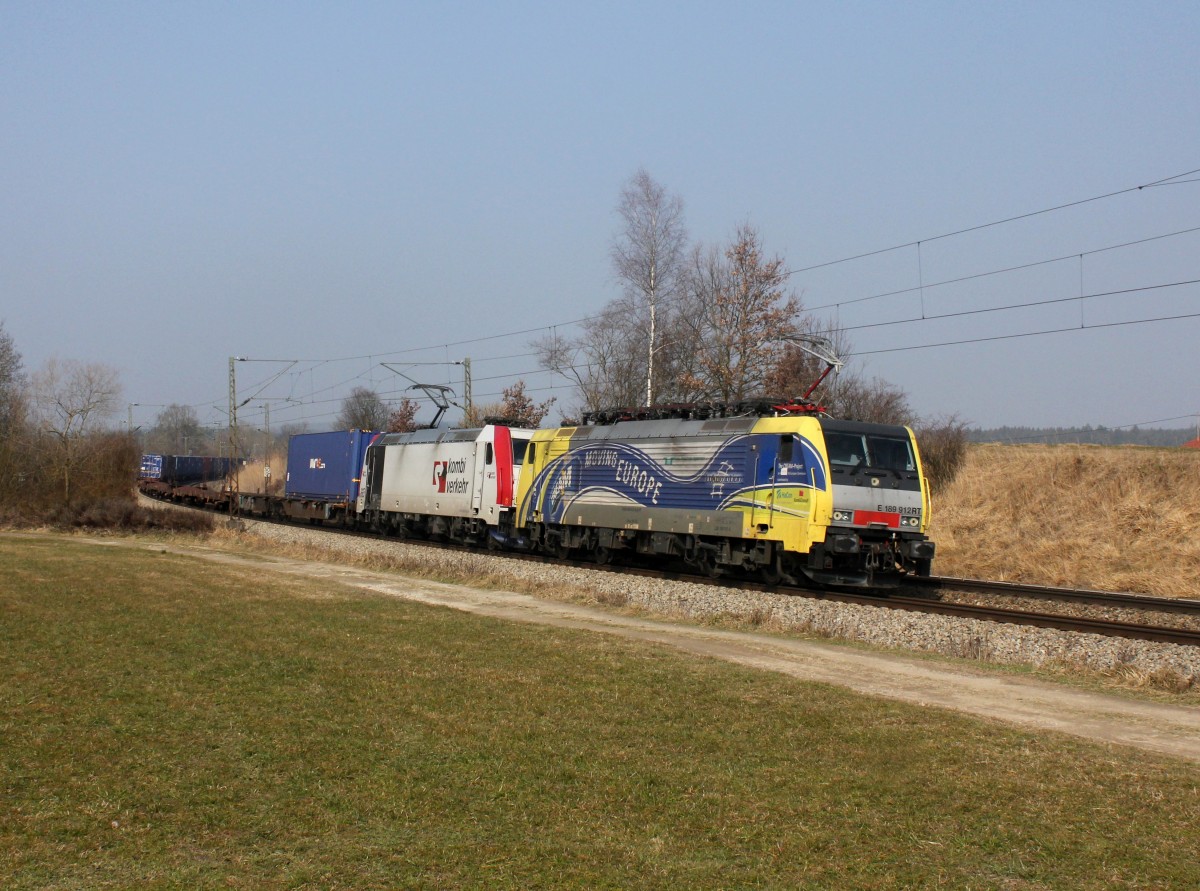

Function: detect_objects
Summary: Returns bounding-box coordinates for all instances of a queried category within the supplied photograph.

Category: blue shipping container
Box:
[140,454,233,485]
[285,430,379,502]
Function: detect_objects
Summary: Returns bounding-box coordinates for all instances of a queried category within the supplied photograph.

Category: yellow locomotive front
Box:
[769,416,934,586]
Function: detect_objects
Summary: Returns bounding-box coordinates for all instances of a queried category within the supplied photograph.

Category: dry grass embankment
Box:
[931,443,1200,598]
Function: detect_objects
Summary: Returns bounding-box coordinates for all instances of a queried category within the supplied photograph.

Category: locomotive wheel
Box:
[592,545,612,565]
[696,550,722,579]
[760,561,784,586]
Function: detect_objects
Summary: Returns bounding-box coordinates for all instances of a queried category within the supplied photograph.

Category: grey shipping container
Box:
[285,430,379,502]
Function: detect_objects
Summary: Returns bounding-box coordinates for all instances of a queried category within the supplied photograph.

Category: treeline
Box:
[970,426,1198,447]
[0,322,211,529]
[0,327,130,517]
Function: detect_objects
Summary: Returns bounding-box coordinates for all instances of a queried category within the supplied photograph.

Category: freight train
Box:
[140,399,935,589]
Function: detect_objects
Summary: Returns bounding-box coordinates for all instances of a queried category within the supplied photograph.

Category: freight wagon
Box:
[139,454,235,487]
[279,429,380,524]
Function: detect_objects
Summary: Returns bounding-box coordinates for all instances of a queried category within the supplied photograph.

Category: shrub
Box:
[915,414,969,494]
[37,498,217,533]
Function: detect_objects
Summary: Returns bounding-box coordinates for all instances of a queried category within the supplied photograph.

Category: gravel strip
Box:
[231,517,1199,688]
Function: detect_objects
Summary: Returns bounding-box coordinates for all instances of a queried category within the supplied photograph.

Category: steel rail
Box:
[875,596,1200,647]
[912,575,1200,616]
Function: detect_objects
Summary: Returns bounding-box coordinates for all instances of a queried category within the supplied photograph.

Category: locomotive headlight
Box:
[902,516,921,527]
[832,510,852,523]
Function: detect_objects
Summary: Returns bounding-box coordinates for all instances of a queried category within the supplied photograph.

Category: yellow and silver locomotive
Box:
[513,402,934,587]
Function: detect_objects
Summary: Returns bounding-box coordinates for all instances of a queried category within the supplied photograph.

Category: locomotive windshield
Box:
[826,431,916,472]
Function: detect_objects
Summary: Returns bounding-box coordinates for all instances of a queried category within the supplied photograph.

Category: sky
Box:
[2,1,1198,435]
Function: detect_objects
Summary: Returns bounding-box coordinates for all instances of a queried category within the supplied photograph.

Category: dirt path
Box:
[81,536,1200,764]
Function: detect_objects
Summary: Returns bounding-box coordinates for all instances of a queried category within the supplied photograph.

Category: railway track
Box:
[358,537,1200,648]
[676,571,1200,648]
[151,491,1200,648]
[913,574,1200,616]
[864,593,1200,647]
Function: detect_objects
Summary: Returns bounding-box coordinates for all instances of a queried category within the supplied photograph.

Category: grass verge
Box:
[211,524,1200,703]
[3,536,1199,889]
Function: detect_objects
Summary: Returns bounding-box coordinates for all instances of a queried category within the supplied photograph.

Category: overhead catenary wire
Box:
[784,166,1200,277]
[838,278,1200,336]
[170,166,1199,427]
[218,287,1200,428]
[805,223,1200,312]
[852,309,1200,357]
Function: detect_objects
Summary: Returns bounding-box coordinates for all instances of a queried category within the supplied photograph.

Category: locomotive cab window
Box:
[867,436,916,472]
[778,435,794,464]
[485,443,493,465]
[513,441,529,465]
[826,432,866,467]
[827,431,916,472]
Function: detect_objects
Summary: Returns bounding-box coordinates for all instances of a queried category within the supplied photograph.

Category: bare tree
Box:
[152,403,202,454]
[831,370,914,425]
[336,387,389,430]
[459,399,501,429]
[914,413,970,493]
[611,169,688,406]
[679,224,802,402]
[31,359,122,506]
[534,171,687,414]
[534,301,650,416]
[0,321,23,435]
[0,322,28,502]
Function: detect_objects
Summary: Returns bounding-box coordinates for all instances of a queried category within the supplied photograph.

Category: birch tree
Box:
[611,169,687,406]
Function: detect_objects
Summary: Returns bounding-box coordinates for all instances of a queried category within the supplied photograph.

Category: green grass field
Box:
[3,536,1199,889]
